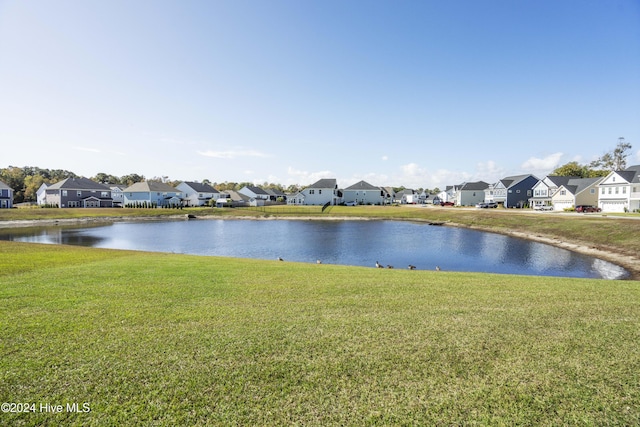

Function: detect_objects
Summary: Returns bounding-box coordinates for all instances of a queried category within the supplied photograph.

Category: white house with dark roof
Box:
[238,186,270,201]
[123,181,182,207]
[529,176,576,210]
[342,180,384,205]
[395,189,418,204]
[287,178,341,206]
[45,177,113,208]
[0,180,13,208]
[177,181,219,207]
[597,165,640,212]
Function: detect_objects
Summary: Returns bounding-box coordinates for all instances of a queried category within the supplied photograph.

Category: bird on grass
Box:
[408,265,416,270]
[386,265,394,269]
[375,261,383,268]
[435,266,441,271]
[317,259,322,264]
[277,257,284,261]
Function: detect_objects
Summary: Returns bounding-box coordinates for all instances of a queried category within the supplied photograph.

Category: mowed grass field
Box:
[1,237,639,425]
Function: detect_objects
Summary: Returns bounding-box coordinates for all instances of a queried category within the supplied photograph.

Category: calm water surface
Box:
[1,219,629,279]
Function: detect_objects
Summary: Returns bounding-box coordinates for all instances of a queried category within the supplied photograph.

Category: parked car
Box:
[476,202,498,208]
[344,201,357,206]
[575,205,601,213]
[440,201,455,206]
[534,204,554,211]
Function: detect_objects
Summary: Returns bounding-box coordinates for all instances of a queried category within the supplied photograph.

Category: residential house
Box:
[551,177,603,211]
[529,176,577,210]
[456,181,489,206]
[439,185,460,204]
[264,188,287,203]
[395,189,418,204]
[215,190,248,207]
[123,181,182,207]
[287,179,342,206]
[177,181,219,207]
[45,177,113,208]
[36,183,49,206]
[110,185,127,207]
[342,180,384,205]
[0,180,13,208]
[238,186,270,201]
[380,187,395,205]
[498,174,539,208]
[597,165,640,212]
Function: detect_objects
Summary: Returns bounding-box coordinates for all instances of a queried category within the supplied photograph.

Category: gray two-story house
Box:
[45,177,113,208]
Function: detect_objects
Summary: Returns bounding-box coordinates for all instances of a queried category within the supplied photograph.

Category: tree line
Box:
[1,139,633,204]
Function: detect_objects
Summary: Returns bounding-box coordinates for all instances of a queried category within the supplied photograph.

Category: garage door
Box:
[553,202,572,211]
[600,201,626,213]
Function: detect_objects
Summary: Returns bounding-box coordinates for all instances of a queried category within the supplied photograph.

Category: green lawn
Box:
[1,241,639,425]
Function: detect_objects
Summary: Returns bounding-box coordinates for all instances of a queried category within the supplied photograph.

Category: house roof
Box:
[124,181,179,193]
[264,188,286,197]
[0,180,11,190]
[561,177,603,195]
[225,190,249,202]
[181,181,218,193]
[345,180,379,191]
[616,165,640,183]
[544,176,579,187]
[243,186,270,195]
[460,181,489,191]
[500,174,533,188]
[308,178,337,189]
[47,177,111,191]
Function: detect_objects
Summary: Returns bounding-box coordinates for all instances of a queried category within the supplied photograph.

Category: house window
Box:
[590,189,595,194]
[622,187,626,194]
[319,190,322,194]
[77,191,82,197]
[101,192,108,197]
[309,190,315,194]
[608,188,612,194]
[527,190,532,196]
[560,190,566,196]
[615,187,619,194]
[516,190,520,193]
[62,190,67,197]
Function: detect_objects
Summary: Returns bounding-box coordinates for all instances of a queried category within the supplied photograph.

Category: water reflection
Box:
[0,219,629,280]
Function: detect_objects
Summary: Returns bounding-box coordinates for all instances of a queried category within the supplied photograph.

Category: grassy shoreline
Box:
[1,240,639,425]
[2,205,639,279]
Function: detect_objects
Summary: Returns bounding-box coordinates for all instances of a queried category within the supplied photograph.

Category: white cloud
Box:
[197,149,271,159]
[381,155,388,161]
[521,152,563,172]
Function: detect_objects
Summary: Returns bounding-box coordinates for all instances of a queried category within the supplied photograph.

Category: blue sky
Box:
[1,0,639,188]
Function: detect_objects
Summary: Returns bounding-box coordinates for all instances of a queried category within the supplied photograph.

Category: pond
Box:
[0,218,629,279]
